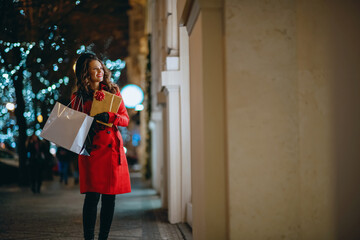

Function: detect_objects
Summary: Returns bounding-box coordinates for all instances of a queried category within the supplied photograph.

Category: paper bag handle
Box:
[57,96,84,117]
[74,96,84,112]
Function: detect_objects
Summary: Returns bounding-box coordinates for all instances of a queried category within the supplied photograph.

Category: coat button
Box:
[107,131,111,134]
[108,144,112,148]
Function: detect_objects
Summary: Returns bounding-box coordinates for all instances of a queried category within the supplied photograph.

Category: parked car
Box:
[0,148,19,168]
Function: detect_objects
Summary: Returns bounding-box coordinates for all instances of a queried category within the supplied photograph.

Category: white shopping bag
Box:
[40,102,94,155]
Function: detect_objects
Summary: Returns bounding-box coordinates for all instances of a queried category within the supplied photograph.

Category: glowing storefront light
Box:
[120,84,144,109]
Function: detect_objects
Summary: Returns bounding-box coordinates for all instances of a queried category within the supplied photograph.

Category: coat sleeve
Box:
[108,92,129,127]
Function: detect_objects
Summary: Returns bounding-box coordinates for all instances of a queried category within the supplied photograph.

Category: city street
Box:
[0,174,192,240]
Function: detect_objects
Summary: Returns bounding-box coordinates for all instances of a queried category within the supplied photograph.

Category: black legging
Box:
[83,192,116,240]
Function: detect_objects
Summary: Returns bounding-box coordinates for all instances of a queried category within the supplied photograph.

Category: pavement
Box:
[0,173,192,240]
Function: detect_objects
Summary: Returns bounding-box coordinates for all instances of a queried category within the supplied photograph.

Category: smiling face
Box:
[88,60,104,83]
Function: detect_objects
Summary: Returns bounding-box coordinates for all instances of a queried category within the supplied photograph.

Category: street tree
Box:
[0,0,130,185]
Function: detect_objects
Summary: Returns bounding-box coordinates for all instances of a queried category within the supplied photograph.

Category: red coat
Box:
[71,91,131,195]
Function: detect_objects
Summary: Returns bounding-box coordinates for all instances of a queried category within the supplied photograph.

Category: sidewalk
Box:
[0,174,192,240]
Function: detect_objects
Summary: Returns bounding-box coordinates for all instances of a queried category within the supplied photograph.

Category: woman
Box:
[71,53,131,240]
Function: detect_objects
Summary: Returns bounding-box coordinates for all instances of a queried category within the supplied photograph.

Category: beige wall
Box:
[189,6,227,240]
[321,1,360,239]
[225,0,360,239]
[297,1,336,238]
[149,0,360,238]
[226,0,299,239]
[189,14,205,238]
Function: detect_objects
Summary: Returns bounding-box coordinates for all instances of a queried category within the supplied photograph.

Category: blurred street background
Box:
[0,0,147,187]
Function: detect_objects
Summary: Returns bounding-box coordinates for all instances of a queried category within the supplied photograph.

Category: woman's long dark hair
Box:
[74,53,119,98]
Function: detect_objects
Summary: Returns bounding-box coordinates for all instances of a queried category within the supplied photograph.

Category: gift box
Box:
[90,90,122,127]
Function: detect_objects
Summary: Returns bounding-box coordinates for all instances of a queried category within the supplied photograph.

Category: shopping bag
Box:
[40,102,94,155]
[90,90,122,127]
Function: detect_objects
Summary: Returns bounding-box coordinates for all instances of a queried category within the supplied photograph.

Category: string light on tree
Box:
[6,103,15,111]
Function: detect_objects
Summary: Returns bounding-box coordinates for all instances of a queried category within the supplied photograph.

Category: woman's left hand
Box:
[94,112,109,123]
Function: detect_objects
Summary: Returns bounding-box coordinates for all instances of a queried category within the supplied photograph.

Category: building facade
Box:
[146,0,360,239]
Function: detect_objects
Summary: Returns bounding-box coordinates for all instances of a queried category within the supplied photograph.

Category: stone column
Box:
[161,81,182,223]
[178,26,192,225]
[149,110,163,193]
